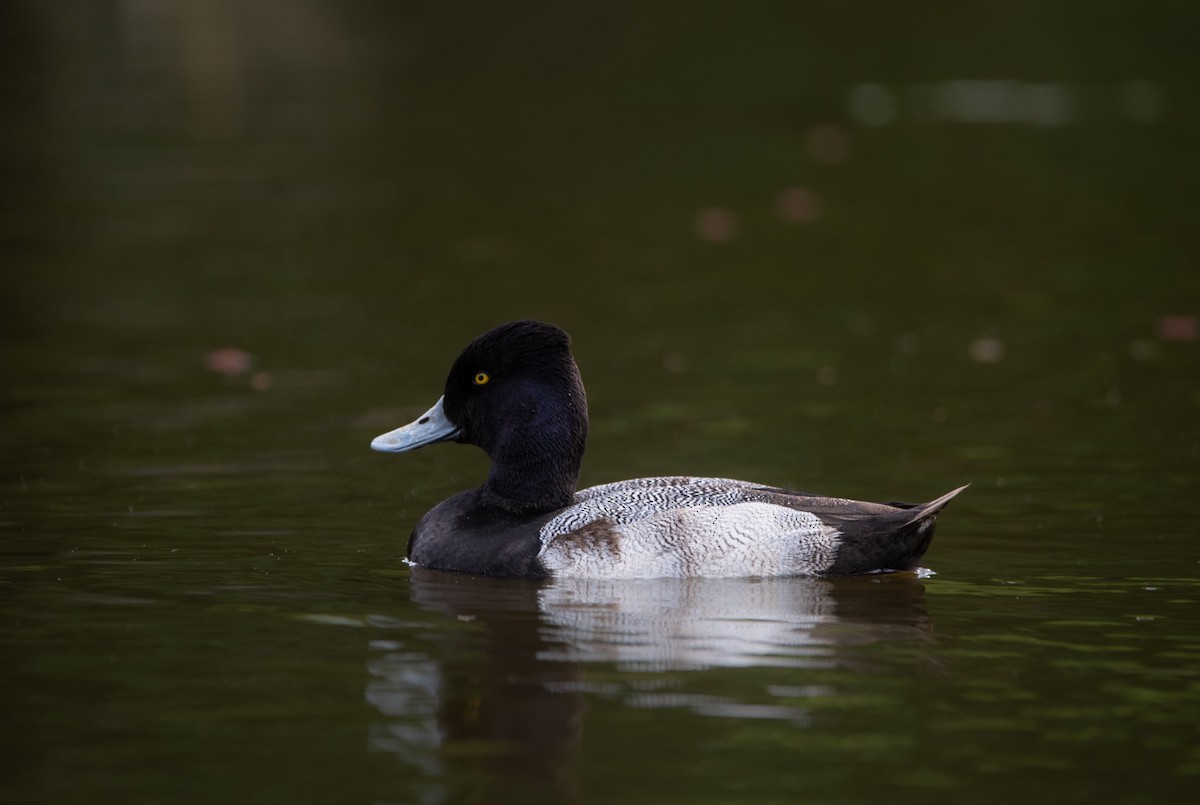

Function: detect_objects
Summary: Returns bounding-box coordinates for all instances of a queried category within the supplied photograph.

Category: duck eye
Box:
[472,371,490,386]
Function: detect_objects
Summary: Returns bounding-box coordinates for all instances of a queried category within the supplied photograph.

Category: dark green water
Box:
[3,3,1199,803]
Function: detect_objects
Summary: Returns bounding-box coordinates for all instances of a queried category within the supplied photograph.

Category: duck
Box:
[371,320,967,579]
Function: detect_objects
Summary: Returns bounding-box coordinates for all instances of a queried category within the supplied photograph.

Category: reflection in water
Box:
[539,574,933,671]
[364,570,933,798]
[540,576,839,671]
[366,574,584,802]
[365,642,443,777]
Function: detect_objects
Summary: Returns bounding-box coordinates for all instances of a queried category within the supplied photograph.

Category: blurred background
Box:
[2,2,1199,803]
[3,2,1196,491]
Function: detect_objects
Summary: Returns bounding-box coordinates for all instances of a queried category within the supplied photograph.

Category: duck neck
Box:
[479,388,587,515]
[481,446,580,514]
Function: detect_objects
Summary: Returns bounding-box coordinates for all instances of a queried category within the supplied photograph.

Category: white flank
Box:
[538,477,841,579]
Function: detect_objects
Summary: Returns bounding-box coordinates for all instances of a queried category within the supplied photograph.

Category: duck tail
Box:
[825,484,969,576]
[901,484,970,528]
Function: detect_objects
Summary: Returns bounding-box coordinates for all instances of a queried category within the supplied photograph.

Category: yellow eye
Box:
[473,372,490,386]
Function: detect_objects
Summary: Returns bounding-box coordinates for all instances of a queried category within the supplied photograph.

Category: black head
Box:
[441,320,589,511]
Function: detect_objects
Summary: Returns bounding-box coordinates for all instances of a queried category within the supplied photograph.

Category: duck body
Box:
[373,321,966,580]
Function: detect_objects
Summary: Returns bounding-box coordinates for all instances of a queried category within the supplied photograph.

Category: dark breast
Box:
[407,489,555,578]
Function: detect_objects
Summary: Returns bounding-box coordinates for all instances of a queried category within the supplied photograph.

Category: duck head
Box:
[371,320,589,513]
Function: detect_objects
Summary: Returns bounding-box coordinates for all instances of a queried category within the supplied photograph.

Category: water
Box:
[3,3,1199,803]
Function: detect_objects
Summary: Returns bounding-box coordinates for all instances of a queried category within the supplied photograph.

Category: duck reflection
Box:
[366,571,583,801]
[541,576,851,671]
[365,569,932,798]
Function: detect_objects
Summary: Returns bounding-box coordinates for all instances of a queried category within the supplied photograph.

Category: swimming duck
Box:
[371,320,966,579]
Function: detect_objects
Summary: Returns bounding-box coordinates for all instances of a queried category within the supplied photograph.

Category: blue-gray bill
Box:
[370,396,461,453]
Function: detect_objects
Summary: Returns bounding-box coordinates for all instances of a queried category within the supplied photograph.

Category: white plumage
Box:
[538,476,841,579]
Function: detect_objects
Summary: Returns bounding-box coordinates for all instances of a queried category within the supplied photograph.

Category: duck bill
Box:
[370,396,461,453]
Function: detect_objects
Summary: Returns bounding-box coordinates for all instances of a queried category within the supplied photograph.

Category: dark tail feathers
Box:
[901,484,970,527]
[826,484,969,576]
